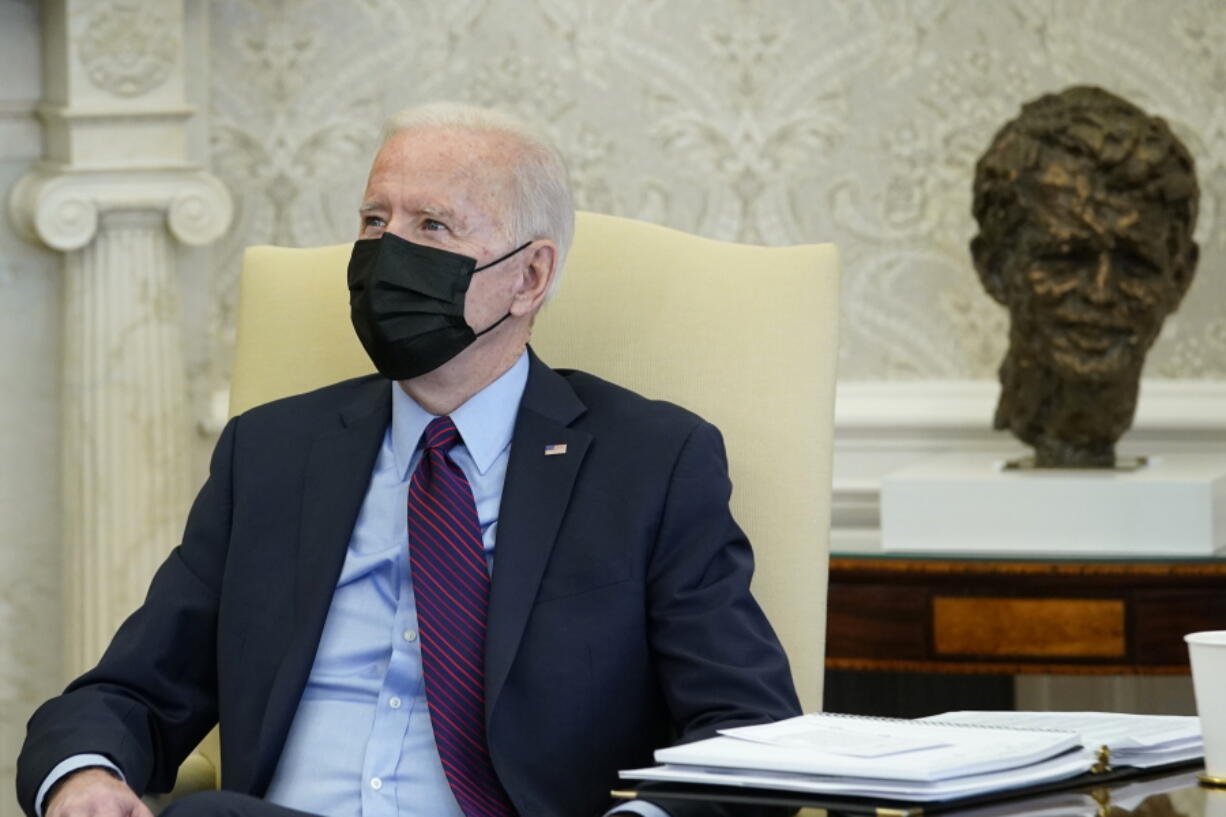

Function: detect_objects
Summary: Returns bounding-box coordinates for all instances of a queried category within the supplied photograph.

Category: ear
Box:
[509,240,558,318]
[971,234,1009,306]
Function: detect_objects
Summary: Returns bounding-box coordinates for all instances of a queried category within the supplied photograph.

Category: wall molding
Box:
[0,100,38,116]
[831,379,1226,551]
[37,102,196,122]
[836,379,1226,437]
[0,100,40,160]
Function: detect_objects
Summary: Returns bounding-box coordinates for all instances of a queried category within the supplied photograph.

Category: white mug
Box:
[1186,631,1226,784]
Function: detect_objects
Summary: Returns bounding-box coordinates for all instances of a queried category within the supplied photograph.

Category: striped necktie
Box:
[408,416,517,817]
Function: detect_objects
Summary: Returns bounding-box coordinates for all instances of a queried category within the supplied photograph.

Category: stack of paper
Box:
[622,713,1090,802]
[620,710,1203,804]
[923,711,1203,768]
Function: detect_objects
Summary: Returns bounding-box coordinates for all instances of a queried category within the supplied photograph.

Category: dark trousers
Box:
[161,791,322,817]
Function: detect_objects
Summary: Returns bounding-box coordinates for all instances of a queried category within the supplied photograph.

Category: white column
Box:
[61,210,193,672]
[9,0,232,677]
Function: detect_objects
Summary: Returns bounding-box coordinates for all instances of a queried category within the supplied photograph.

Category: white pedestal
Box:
[881,452,1226,556]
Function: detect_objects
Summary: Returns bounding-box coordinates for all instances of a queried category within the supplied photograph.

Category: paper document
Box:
[721,714,950,757]
[623,747,1095,802]
[924,711,1202,767]
[619,710,1202,807]
[656,713,1081,782]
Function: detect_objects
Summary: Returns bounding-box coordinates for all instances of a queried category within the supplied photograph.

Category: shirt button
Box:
[370,777,383,791]
[389,696,402,709]
[403,630,417,642]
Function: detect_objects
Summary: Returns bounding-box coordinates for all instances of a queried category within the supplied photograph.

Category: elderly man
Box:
[18,104,799,817]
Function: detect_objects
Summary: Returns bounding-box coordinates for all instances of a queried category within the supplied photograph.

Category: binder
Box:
[612,762,1203,816]
[616,711,1204,812]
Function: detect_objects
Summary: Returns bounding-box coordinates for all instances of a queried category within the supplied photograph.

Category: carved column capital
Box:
[9,166,233,251]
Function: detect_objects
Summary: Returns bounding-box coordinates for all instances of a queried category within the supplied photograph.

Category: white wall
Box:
[0,0,64,810]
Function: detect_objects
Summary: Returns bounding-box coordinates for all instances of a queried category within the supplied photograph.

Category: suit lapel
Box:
[241,356,588,782]
[251,378,391,796]
[485,351,590,718]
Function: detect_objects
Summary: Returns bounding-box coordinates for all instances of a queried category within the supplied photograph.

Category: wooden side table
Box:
[826,554,1226,675]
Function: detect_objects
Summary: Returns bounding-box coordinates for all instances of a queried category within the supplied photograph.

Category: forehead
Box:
[364,127,517,226]
[1022,165,1170,249]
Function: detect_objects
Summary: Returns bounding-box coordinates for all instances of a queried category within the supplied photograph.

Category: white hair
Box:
[381,102,575,299]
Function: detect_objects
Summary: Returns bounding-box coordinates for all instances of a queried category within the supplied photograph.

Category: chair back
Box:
[230,211,840,710]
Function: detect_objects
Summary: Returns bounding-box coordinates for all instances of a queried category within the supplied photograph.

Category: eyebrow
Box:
[357,201,467,232]
[419,204,459,221]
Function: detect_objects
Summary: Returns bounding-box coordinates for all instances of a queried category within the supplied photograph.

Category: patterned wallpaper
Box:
[206,0,1226,387]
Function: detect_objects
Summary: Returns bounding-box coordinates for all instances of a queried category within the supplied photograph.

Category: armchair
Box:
[192,211,840,792]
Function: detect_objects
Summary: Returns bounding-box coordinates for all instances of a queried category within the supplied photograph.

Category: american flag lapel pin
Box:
[544,443,568,456]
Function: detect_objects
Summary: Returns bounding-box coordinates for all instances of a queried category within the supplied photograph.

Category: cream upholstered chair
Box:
[229,211,840,706]
[208,212,839,785]
[169,212,839,796]
[529,214,840,712]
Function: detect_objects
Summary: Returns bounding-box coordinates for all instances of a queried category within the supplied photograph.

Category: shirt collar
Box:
[390,350,530,479]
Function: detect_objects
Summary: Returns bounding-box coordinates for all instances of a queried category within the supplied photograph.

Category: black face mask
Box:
[347,232,532,380]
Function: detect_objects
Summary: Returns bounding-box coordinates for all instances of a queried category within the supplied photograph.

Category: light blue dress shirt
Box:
[40,351,665,817]
[263,352,529,817]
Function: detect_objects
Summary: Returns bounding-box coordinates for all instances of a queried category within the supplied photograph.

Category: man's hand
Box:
[45,768,152,817]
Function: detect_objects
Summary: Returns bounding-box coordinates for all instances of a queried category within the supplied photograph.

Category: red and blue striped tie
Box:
[408,416,517,817]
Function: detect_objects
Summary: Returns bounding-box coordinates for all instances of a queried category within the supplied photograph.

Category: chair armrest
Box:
[141,752,218,814]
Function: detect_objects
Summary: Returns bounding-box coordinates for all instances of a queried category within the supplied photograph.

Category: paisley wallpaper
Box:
[206,0,1226,388]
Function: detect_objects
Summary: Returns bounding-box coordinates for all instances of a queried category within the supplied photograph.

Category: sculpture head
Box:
[973,86,1199,382]
[970,86,1199,466]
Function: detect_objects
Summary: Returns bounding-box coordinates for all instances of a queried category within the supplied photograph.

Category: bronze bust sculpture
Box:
[971,86,1200,467]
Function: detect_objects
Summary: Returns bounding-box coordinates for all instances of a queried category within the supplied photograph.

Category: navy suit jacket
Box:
[18,351,800,817]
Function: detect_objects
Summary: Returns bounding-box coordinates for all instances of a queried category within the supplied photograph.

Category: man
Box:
[18,103,799,817]
[971,85,1200,468]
